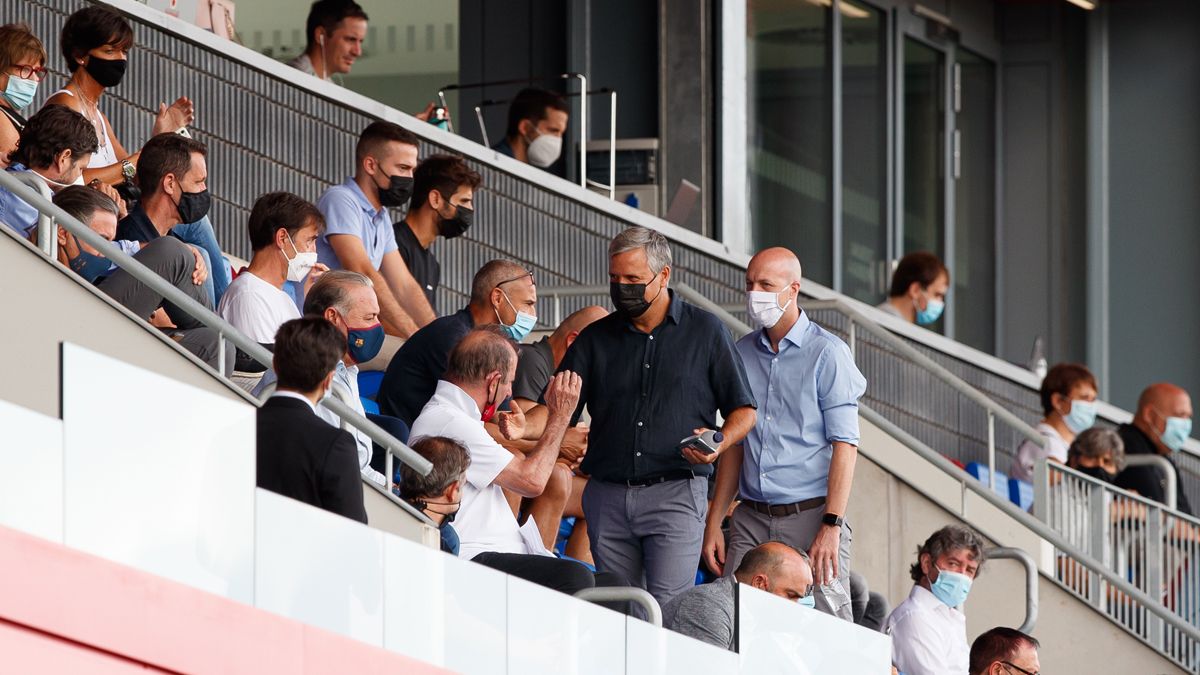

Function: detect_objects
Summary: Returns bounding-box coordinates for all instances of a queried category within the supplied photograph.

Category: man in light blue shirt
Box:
[703,247,866,621]
[315,120,435,339]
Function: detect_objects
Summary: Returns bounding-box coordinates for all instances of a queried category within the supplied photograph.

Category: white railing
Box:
[1035,461,1200,667]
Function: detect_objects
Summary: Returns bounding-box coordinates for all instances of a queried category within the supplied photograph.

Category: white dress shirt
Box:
[883,585,969,675]
[409,380,552,561]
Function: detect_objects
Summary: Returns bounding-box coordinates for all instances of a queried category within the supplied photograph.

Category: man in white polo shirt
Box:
[219,191,327,352]
[409,326,615,595]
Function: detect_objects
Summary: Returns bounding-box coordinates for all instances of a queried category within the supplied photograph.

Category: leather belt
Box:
[743,497,826,517]
[623,470,697,487]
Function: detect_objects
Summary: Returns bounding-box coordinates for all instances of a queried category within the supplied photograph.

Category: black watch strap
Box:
[822,513,844,527]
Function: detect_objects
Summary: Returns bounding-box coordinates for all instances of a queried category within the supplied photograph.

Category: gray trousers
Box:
[582,476,708,608]
[98,236,232,375]
[724,502,853,621]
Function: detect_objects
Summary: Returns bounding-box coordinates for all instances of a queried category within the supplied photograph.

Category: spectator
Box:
[884,525,987,675]
[256,317,367,523]
[877,251,949,327]
[663,541,815,652]
[218,191,328,349]
[378,259,537,427]
[288,0,367,81]
[45,7,228,303]
[114,133,213,304]
[968,627,1040,675]
[408,327,615,596]
[705,247,865,621]
[494,87,569,170]
[254,270,392,487]
[52,185,228,373]
[1115,382,1194,514]
[520,226,757,607]
[398,435,472,555]
[849,571,889,632]
[1067,427,1124,483]
[0,105,97,239]
[0,24,47,165]
[395,154,481,311]
[507,305,607,557]
[315,120,434,344]
[1009,363,1098,482]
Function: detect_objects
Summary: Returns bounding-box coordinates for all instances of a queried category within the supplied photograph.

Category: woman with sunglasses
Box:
[45,6,231,304]
[0,24,48,167]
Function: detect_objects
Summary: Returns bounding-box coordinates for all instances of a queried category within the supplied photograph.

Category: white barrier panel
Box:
[255,489,384,645]
[60,343,255,603]
[738,584,891,674]
[626,614,740,675]
[508,575,627,675]
[384,535,507,673]
[0,398,63,542]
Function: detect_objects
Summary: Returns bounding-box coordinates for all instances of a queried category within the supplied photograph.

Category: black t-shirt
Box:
[378,308,474,425]
[512,337,554,403]
[394,220,440,313]
[1114,423,1193,515]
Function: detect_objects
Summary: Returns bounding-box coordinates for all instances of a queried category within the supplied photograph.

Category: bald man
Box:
[664,541,815,651]
[1115,382,1194,514]
[704,247,866,621]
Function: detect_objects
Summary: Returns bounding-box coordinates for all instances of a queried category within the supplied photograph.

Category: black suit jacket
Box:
[257,395,368,523]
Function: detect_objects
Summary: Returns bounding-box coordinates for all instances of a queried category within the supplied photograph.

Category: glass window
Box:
[747,1,832,285]
[902,38,946,261]
[841,1,888,303]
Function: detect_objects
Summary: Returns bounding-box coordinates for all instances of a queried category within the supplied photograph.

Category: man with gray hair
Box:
[663,541,815,651]
[520,226,757,607]
[254,269,390,487]
[398,436,472,555]
[885,524,988,675]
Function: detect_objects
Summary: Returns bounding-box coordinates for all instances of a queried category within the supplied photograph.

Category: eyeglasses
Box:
[10,64,48,81]
[496,270,535,288]
[1002,661,1039,675]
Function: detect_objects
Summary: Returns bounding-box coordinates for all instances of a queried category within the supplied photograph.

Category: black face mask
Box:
[378,174,414,207]
[1075,465,1117,484]
[610,277,663,318]
[84,56,128,88]
[438,204,474,239]
[174,189,212,224]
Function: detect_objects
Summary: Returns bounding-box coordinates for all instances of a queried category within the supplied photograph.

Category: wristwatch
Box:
[821,513,844,528]
[121,159,136,181]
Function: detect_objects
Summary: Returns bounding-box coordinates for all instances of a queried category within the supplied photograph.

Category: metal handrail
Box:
[0,170,433,485]
[9,172,56,259]
[1123,454,1178,511]
[862,403,1200,643]
[574,586,663,627]
[985,547,1039,633]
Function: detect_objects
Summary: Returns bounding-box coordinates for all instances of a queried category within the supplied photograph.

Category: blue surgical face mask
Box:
[929,566,972,608]
[344,320,384,364]
[1064,399,1097,434]
[799,594,816,609]
[1160,414,1193,453]
[2,74,38,110]
[496,290,537,341]
[68,246,112,283]
[915,295,945,326]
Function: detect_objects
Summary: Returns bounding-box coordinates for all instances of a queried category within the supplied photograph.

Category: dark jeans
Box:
[471,552,625,597]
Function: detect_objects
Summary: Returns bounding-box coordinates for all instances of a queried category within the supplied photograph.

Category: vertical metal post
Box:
[1147,506,1164,647]
[1088,481,1109,610]
[986,411,997,493]
[830,0,843,292]
[437,91,454,134]
[474,106,490,148]
[386,449,394,495]
[609,90,618,200]
[217,333,226,377]
[848,319,857,359]
[554,296,563,327]
[1032,459,1048,522]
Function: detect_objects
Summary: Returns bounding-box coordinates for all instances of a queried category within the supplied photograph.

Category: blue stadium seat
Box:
[358,370,384,400]
[1009,478,1034,511]
[965,462,1010,499]
[360,396,380,415]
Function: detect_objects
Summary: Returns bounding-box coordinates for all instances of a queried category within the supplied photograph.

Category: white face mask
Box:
[747,289,793,329]
[280,231,318,283]
[526,132,562,168]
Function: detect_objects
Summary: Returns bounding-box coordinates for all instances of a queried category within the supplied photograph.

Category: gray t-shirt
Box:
[512,337,554,402]
[662,575,737,651]
[875,300,904,318]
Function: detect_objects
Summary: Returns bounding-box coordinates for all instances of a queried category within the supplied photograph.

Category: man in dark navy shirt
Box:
[1115,382,1194,515]
[377,259,537,426]
[521,227,757,607]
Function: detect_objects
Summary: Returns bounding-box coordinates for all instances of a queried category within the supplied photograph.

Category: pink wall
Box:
[0,525,450,674]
